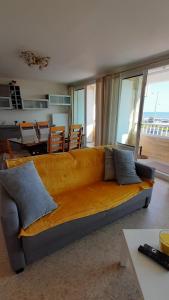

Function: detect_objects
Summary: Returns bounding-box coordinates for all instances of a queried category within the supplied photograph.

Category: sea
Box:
[143,112,169,120]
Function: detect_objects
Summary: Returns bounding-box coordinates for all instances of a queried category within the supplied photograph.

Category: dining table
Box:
[8,135,49,156]
[8,135,70,156]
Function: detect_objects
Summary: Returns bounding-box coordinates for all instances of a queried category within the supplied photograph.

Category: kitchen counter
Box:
[0,125,18,128]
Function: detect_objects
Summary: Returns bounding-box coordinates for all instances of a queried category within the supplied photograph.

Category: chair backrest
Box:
[36,121,49,128]
[68,124,83,151]
[36,121,49,137]
[19,122,37,139]
[48,126,65,153]
[0,139,14,159]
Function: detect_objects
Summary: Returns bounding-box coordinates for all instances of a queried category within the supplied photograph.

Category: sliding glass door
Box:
[116,71,147,154]
[73,84,96,147]
[73,88,85,129]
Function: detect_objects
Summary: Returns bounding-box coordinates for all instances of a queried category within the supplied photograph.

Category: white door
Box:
[116,70,147,154]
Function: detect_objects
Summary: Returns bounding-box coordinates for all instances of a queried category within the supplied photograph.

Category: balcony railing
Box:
[141,123,169,137]
[140,123,169,164]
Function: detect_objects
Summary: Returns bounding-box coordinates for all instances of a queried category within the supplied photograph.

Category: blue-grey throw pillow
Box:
[104,147,115,181]
[0,161,57,229]
[114,149,142,185]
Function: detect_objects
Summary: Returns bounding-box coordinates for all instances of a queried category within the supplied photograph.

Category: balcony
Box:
[139,123,169,174]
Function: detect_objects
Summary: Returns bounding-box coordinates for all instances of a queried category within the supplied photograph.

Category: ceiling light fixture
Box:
[19,50,50,70]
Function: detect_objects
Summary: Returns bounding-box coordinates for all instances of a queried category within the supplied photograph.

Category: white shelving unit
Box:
[23,99,49,110]
[48,94,71,106]
[0,93,71,110]
[0,97,12,109]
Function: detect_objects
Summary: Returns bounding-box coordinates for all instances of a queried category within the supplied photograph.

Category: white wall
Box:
[0,78,69,125]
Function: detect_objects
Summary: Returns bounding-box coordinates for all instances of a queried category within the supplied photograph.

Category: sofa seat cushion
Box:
[19,180,153,237]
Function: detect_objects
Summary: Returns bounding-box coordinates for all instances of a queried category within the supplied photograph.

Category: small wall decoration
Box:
[9,80,17,86]
[19,50,50,70]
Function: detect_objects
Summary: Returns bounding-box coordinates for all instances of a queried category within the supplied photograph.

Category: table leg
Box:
[120,233,129,267]
[27,144,47,156]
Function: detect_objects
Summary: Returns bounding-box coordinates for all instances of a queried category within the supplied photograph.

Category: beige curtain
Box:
[126,77,142,146]
[95,75,120,146]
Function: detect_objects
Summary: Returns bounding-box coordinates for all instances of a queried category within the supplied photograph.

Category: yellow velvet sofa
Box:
[1,147,154,273]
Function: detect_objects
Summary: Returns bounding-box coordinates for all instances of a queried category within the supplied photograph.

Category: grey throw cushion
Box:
[114,149,142,185]
[104,148,115,181]
[0,161,57,229]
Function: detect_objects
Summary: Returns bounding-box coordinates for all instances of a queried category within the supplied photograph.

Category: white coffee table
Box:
[121,229,169,300]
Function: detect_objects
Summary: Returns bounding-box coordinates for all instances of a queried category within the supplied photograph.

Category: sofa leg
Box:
[15,268,24,274]
[143,197,150,208]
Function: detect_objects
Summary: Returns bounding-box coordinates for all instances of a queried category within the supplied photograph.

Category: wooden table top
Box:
[9,135,69,147]
[8,136,48,147]
[122,229,169,300]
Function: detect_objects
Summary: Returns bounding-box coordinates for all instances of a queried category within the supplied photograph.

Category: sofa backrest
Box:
[6,148,105,196]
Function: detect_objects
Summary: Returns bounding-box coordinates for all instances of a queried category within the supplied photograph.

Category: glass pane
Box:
[116,75,143,146]
[73,89,85,127]
[24,100,48,109]
[0,97,10,108]
[139,65,169,172]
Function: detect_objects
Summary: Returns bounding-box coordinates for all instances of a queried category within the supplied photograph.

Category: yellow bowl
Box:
[160,230,169,256]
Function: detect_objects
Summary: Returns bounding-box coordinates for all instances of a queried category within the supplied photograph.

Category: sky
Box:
[144,81,169,112]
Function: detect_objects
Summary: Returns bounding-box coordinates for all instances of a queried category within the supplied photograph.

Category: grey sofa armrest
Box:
[135,162,155,180]
[0,185,26,273]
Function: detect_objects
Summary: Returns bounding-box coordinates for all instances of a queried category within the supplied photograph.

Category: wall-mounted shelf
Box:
[48,94,71,106]
[0,86,70,111]
[0,97,12,109]
[0,85,12,109]
[0,84,23,110]
[23,99,49,110]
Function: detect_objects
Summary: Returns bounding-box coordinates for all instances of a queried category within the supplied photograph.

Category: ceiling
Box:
[1,0,169,84]
[148,65,169,83]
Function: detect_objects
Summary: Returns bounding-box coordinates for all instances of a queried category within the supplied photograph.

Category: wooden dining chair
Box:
[68,124,83,151]
[0,139,31,162]
[48,126,65,153]
[0,139,14,168]
[19,122,37,139]
[36,121,49,137]
[0,139,14,159]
